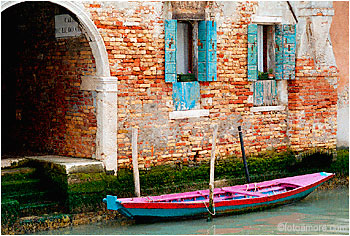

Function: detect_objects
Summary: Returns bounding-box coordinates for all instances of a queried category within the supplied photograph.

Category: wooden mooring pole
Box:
[132,127,141,197]
[208,124,218,222]
[238,126,250,183]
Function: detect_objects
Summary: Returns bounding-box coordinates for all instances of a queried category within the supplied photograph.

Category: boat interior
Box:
[137,182,301,203]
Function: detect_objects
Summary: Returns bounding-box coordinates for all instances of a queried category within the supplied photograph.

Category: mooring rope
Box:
[203,201,216,216]
[144,196,154,202]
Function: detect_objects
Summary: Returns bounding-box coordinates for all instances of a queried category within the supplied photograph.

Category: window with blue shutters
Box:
[248,23,296,106]
[165,20,217,111]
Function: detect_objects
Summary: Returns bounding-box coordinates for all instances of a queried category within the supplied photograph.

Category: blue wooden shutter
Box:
[207,21,217,81]
[254,80,264,106]
[275,24,296,80]
[173,81,200,111]
[198,21,217,81]
[275,25,283,80]
[247,24,258,81]
[282,24,296,80]
[254,80,278,106]
[198,21,207,81]
[165,20,177,82]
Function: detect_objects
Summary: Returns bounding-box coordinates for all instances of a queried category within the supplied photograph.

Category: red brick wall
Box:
[289,59,338,151]
[2,2,97,158]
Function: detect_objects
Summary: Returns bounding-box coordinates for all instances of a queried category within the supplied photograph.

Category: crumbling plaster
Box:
[294,2,336,68]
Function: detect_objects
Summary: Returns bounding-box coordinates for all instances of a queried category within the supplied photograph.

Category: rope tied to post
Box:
[203,201,216,216]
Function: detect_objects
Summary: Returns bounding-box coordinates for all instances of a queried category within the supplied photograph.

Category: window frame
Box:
[248,19,296,109]
[257,24,276,75]
[165,19,217,115]
[176,21,194,80]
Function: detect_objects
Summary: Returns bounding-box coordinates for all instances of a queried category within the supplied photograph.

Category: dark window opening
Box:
[258,25,276,79]
[177,21,196,82]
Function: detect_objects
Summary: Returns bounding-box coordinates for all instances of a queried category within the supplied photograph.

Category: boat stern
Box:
[103,195,135,219]
[103,195,120,211]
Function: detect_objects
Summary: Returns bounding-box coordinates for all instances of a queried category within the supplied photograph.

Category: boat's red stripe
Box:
[122,174,333,210]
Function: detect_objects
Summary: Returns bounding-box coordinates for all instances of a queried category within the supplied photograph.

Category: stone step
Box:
[2,191,56,205]
[19,201,63,217]
[1,157,28,169]
[27,155,104,175]
[1,179,42,194]
[19,213,72,231]
[1,167,37,182]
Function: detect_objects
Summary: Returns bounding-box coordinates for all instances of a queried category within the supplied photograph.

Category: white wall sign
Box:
[55,14,82,38]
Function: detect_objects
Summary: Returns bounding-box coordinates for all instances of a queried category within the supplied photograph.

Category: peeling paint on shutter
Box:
[172,81,200,111]
[275,25,283,80]
[254,80,278,106]
[254,80,264,106]
[275,24,296,80]
[248,24,258,81]
[198,21,217,81]
[198,21,207,81]
[165,20,177,83]
[282,24,296,80]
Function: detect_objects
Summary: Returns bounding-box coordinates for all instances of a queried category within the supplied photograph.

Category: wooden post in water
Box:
[132,127,141,197]
[208,124,218,222]
[238,126,250,183]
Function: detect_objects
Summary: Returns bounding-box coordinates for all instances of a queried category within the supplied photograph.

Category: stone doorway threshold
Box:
[1,155,104,174]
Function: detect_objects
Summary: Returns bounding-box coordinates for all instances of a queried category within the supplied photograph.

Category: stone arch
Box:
[1,1,118,173]
[1,1,109,76]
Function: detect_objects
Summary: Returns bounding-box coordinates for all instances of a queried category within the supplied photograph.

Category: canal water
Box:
[38,187,348,235]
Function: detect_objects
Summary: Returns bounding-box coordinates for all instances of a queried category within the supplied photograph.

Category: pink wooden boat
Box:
[104,172,333,220]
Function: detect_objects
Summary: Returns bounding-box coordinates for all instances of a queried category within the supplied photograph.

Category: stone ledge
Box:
[1,158,27,169]
[169,109,209,119]
[80,76,118,92]
[250,105,286,112]
[26,155,104,174]
[252,16,282,24]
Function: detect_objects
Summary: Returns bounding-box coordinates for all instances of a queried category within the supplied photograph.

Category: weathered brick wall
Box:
[84,1,338,169]
[289,58,338,151]
[87,2,172,168]
[3,2,97,157]
[84,1,292,169]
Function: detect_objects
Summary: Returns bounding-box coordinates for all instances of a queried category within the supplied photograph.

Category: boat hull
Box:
[104,172,333,220]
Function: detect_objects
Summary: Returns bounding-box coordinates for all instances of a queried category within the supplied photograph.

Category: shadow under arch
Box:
[1,0,110,77]
[1,1,118,173]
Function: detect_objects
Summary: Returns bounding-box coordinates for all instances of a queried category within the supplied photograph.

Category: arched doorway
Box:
[1,1,118,172]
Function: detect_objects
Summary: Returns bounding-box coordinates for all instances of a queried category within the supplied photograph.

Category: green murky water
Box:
[38,187,349,235]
